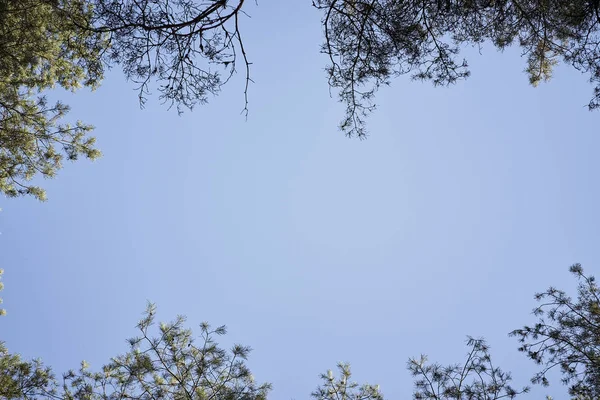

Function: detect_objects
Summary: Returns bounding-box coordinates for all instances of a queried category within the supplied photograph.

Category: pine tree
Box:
[0,0,105,200]
[511,264,600,399]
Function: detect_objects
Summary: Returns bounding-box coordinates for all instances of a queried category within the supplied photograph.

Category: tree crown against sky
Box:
[1,266,599,399]
[511,264,600,399]
[3,0,600,200]
[0,0,104,201]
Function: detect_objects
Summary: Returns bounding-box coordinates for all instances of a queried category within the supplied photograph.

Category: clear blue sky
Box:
[2,2,599,399]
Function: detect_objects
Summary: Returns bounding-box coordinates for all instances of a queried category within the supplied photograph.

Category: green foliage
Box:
[0,342,55,399]
[70,302,272,400]
[510,264,600,399]
[6,0,600,200]
[89,0,247,113]
[0,303,272,400]
[313,0,600,136]
[408,338,529,400]
[2,267,600,399]
[0,0,105,200]
[312,363,384,400]
[0,0,248,200]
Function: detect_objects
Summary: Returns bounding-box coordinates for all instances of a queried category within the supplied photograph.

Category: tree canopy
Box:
[314,0,600,136]
[0,0,104,201]
[3,0,600,199]
[408,337,528,399]
[0,303,272,400]
[1,265,599,399]
[511,264,600,399]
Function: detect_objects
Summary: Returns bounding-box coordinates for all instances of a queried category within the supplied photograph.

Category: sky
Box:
[2,1,600,399]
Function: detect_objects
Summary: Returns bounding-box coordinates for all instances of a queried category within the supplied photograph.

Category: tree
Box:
[67,0,600,139]
[0,0,249,200]
[84,0,249,114]
[0,304,386,400]
[0,342,54,399]
[510,264,600,399]
[408,338,529,400]
[309,342,529,400]
[0,272,52,398]
[314,0,600,137]
[0,330,530,400]
[5,1,600,199]
[312,363,384,400]
[0,303,271,400]
[0,0,105,201]
[2,267,600,400]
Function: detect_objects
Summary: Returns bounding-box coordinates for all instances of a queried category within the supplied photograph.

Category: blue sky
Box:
[2,2,599,399]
